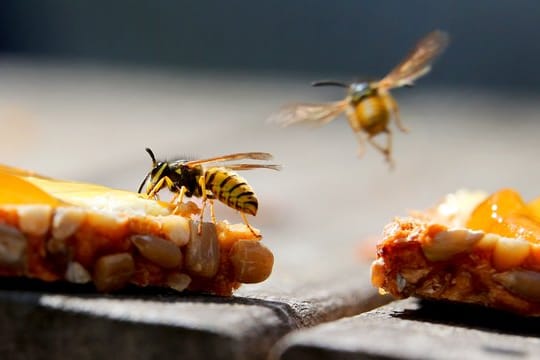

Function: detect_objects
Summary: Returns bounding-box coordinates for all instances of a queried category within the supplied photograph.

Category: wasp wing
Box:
[377,30,449,90]
[222,164,281,171]
[268,100,348,127]
[183,152,274,167]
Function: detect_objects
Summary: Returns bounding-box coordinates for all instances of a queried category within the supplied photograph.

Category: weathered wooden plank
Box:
[276,298,540,360]
[0,265,384,360]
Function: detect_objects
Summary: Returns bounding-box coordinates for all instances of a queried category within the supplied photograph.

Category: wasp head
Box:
[311,80,374,103]
[348,82,374,103]
[138,148,170,194]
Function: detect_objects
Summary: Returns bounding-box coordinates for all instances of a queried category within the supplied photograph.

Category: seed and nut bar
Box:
[0,165,274,295]
[371,190,540,316]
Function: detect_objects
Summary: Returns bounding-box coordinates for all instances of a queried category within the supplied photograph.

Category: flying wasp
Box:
[138,148,281,237]
[270,30,449,167]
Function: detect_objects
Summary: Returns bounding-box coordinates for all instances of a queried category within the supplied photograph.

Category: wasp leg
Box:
[146,176,174,200]
[240,212,261,239]
[171,186,187,212]
[354,131,367,158]
[384,94,409,133]
[145,179,163,199]
[393,108,409,133]
[345,109,367,158]
[367,130,395,169]
[198,200,207,234]
[209,199,216,224]
[197,177,208,235]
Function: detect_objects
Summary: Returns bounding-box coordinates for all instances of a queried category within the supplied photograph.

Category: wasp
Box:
[270,30,449,167]
[138,148,281,237]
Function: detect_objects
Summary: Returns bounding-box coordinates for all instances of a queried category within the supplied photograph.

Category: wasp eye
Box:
[148,162,162,175]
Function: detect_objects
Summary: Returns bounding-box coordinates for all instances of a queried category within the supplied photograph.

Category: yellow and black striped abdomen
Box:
[204,167,258,216]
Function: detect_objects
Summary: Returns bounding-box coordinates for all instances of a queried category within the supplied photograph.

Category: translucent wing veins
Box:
[268,100,348,127]
[377,30,449,90]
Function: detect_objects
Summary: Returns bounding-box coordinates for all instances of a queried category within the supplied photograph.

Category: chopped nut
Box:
[474,233,499,251]
[166,273,191,292]
[217,222,261,246]
[399,268,431,284]
[65,261,91,283]
[185,221,219,278]
[396,273,407,292]
[86,211,127,238]
[52,207,85,240]
[93,253,134,292]
[130,234,182,269]
[173,201,201,218]
[17,205,52,236]
[422,228,483,261]
[493,237,530,271]
[370,258,386,289]
[0,224,26,268]
[160,215,190,246]
[230,240,273,283]
[46,237,67,256]
[493,270,540,301]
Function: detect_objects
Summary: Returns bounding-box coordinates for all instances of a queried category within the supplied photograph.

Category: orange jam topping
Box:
[466,189,540,243]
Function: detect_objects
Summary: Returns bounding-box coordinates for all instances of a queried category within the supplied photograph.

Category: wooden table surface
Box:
[1,60,540,359]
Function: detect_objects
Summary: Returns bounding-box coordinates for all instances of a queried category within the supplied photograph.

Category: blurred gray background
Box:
[0,1,539,286]
[1,1,539,89]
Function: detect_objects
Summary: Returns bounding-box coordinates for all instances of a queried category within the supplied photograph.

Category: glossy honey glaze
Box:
[466,189,540,243]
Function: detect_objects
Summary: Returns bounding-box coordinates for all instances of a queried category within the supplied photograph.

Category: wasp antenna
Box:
[145,148,158,166]
[137,173,150,194]
[311,80,349,88]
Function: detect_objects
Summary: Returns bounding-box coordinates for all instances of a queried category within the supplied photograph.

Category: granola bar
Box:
[372,190,540,315]
[0,165,273,295]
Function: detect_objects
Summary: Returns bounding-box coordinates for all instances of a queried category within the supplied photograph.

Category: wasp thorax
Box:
[349,82,373,103]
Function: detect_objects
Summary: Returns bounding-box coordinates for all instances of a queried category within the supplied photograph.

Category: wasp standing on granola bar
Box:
[0,163,276,295]
[138,148,281,237]
[269,30,449,167]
